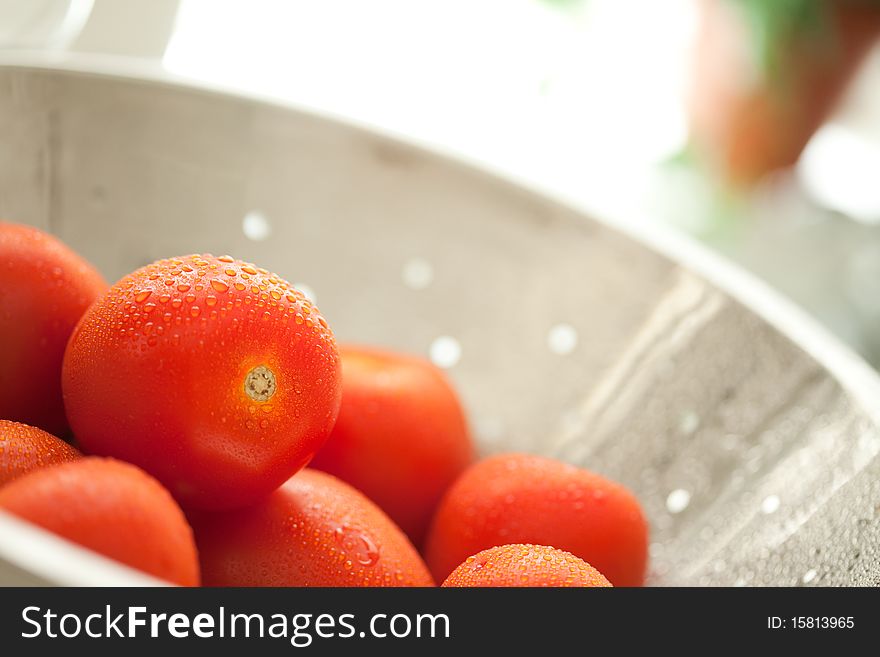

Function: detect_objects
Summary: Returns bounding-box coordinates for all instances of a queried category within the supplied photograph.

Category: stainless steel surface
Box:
[1,64,879,586]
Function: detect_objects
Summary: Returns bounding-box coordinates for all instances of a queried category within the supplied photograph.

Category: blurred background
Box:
[3,0,880,366]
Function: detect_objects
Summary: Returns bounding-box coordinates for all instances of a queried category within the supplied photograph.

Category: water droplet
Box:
[429,336,461,368]
[134,290,152,303]
[761,495,780,514]
[402,257,434,290]
[666,489,691,514]
[234,282,246,291]
[218,255,235,263]
[211,280,229,293]
[241,265,258,275]
[206,296,217,307]
[225,268,236,277]
[190,306,201,318]
[242,211,271,241]
[679,411,700,435]
[547,323,578,355]
[334,526,380,567]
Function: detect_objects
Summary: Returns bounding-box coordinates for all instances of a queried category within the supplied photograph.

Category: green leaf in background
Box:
[730,0,832,81]
[539,0,591,14]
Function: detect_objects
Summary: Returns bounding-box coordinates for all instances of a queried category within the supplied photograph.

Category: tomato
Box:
[190,469,434,587]
[310,345,473,546]
[62,254,341,510]
[0,223,107,435]
[0,457,199,585]
[441,544,611,587]
[424,453,648,587]
[0,420,80,486]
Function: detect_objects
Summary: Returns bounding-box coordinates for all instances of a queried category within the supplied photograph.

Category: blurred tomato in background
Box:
[689,0,880,187]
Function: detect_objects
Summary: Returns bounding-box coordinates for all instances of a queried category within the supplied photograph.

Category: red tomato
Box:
[0,457,199,586]
[424,453,648,587]
[441,544,612,588]
[0,419,80,486]
[190,469,434,587]
[0,223,107,435]
[311,345,473,546]
[62,254,341,510]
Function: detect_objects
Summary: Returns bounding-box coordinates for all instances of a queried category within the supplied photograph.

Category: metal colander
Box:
[1,63,879,586]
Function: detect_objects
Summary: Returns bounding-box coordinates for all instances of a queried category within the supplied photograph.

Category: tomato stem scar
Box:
[245,365,276,401]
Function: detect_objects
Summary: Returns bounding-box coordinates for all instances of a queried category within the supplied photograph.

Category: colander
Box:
[1,61,879,586]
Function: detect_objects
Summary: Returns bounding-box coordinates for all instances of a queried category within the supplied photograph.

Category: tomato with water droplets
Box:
[0,223,107,436]
[0,457,199,586]
[311,345,473,546]
[425,453,648,587]
[190,469,434,586]
[62,254,341,510]
[0,419,80,486]
[442,544,612,588]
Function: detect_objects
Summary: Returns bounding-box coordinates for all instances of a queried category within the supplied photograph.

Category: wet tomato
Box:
[0,222,106,435]
[0,457,199,586]
[0,419,80,486]
[311,345,473,546]
[62,254,341,510]
[190,469,434,587]
[425,453,648,587]
[441,544,612,587]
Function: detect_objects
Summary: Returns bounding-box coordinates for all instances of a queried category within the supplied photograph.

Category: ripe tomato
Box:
[441,544,612,587]
[62,254,341,510]
[190,469,434,587]
[0,222,107,435]
[310,345,473,546]
[0,420,80,486]
[0,457,199,586]
[424,453,648,587]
